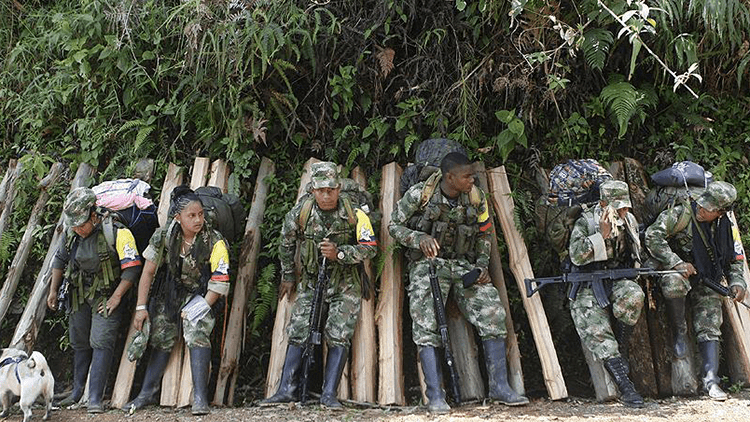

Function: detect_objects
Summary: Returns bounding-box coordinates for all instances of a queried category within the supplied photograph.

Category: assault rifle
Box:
[428,259,461,404]
[57,278,71,312]
[701,276,750,309]
[524,268,680,308]
[300,256,329,404]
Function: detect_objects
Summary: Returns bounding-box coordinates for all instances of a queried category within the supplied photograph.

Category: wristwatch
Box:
[337,249,345,260]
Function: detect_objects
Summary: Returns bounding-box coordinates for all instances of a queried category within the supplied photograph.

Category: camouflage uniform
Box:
[142,220,230,351]
[645,181,745,343]
[568,180,644,361]
[388,177,504,347]
[279,162,377,348]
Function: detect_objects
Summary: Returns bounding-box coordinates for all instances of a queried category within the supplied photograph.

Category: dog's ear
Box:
[27,357,36,369]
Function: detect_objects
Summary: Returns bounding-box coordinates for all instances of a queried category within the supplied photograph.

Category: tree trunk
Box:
[375,162,406,405]
[9,163,93,352]
[487,165,568,400]
[213,157,274,406]
[0,160,23,244]
[0,159,18,210]
[0,162,63,324]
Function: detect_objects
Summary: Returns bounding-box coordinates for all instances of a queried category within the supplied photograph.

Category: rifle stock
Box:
[428,260,461,404]
[300,257,329,404]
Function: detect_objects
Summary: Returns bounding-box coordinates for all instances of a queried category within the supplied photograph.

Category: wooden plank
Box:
[486,165,567,400]
[0,159,18,210]
[265,158,320,396]
[213,157,275,405]
[9,163,94,352]
[157,164,183,227]
[375,162,405,405]
[476,163,524,395]
[0,160,23,243]
[722,211,750,385]
[162,157,211,406]
[208,159,230,192]
[349,167,377,403]
[111,162,183,408]
[0,162,63,324]
[447,300,484,400]
[582,347,618,402]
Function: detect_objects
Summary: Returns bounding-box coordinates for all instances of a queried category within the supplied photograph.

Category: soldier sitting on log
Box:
[389,151,528,413]
[567,180,645,408]
[645,180,746,400]
[46,187,143,413]
[260,162,377,409]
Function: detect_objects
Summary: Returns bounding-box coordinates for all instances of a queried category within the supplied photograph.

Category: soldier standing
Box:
[46,187,143,413]
[389,152,527,413]
[645,181,746,400]
[261,162,377,409]
[568,180,645,407]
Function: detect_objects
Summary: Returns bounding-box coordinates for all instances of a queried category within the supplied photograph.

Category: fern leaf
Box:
[600,81,638,138]
[582,28,614,71]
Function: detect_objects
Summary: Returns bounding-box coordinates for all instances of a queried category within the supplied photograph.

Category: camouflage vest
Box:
[407,173,483,262]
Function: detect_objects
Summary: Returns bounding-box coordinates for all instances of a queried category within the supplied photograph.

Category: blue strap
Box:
[0,355,26,383]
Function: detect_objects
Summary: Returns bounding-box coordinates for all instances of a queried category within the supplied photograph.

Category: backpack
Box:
[643,161,713,226]
[194,186,246,245]
[399,138,468,197]
[536,159,612,262]
[93,178,159,254]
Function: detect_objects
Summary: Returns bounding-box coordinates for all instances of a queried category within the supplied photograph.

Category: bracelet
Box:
[135,305,147,311]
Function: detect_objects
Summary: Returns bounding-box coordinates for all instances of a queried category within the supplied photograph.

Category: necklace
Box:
[181,238,194,255]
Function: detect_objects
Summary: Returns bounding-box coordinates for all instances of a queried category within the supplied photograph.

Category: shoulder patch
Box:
[210,239,230,282]
[116,228,141,269]
[355,208,377,246]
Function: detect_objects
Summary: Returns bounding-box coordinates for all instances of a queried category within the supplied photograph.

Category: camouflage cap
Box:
[599,180,632,209]
[63,187,97,228]
[697,181,736,212]
[310,161,340,189]
[127,319,150,362]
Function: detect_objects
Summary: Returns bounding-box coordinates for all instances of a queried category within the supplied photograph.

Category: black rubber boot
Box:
[58,348,92,407]
[483,338,529,406]
[614,321,635,372]
[699,341,728,401]
[604,356,645,408]
[259,344,304,405]
[122,348,171,412]
[665,297,689,358]
[320,346,348,409]
[419,346,450,413]
[189,347,212,415]
[87,348,114,413]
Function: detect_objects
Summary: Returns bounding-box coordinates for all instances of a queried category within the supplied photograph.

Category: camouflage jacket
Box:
[569,204,641,268]
[644,204,745,289]
[388,181,492,268]
[279,196,377,285]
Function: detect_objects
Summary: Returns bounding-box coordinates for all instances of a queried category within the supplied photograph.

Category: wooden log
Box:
[265,158,320,397]
[156,164,184,227]
[349,167,377,403]
[375,162,405,405]
[111,162,183,409]
[582,347,618,402]
[175,158,227,408]
[446,300,484,400]
[0,160,23,243]
[0,162,63,324]
[0,159,18,209]
[9,163,94,352]
[208,159,230,192]
[212,157,275,406]
[721,211,750,385]
[160,158,211,407]
[476,163,524,395]
[487,166,568,400]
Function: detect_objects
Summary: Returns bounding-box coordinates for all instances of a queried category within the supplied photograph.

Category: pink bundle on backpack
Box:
[92,179,154,211]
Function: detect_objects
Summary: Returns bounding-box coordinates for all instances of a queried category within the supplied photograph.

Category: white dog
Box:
[0,348,54,422]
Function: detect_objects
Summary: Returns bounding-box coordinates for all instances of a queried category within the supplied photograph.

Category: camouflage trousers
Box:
[287,273,361,348]
[570,279,644,361]
[69,295,126,352]
[660,272,723,342]
[407,258,506,347]
[149,295,216,351]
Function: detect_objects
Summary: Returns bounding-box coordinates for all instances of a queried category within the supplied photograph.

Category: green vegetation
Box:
[1,0,749,401]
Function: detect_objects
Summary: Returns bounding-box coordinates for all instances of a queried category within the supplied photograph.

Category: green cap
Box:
[63,187,97,228]
[127,319,150,362]
[600,180,632,209]
[310,161,340,189]
[697,181,736,212]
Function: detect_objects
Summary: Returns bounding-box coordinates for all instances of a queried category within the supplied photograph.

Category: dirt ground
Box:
[5,391,750,422]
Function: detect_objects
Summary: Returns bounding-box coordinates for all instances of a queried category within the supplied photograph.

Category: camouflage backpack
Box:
[643,161,713,227]
[399,138,468,197]
[536,159,613,263]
